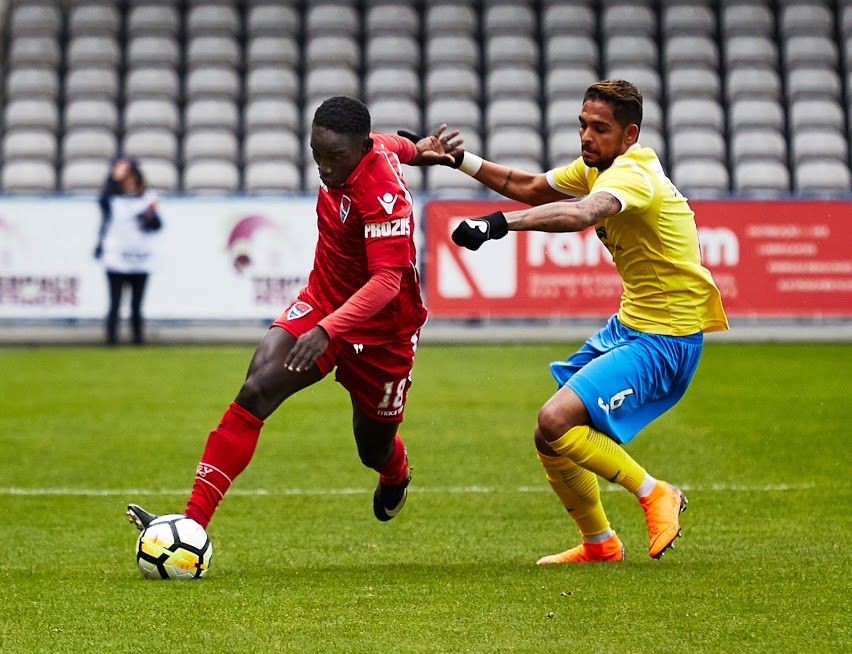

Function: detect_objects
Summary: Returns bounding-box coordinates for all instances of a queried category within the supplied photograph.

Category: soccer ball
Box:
[135,514,213,580]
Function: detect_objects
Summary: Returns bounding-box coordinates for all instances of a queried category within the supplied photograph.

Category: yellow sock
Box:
[549,425,647,494]
[537,451,610,536]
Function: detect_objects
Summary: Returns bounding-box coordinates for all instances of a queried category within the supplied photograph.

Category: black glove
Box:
[397,130,463,168]
[451,212,509,251]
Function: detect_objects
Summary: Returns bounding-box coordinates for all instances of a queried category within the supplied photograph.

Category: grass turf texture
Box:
[0,343,849,653]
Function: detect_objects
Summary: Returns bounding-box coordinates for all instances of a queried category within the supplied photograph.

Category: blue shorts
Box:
[549,316,704,444]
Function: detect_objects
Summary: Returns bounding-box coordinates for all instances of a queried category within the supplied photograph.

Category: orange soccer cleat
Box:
[536,532,625,564]
[639,481,688,559]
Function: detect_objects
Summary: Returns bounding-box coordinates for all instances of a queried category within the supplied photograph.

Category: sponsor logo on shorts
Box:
[377,407,403,417]
[598,388,634,414]
[364,218,411,239]
[353,343,364,353]
[287,301,313,320]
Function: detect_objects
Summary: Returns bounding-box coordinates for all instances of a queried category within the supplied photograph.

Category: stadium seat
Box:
[126,5,180,37]
[668,98,724,132]
[305,36,360,69]
[366,35,419,70]
[607,65,661,100]
[425,97,482,132]
[244,161,302,193]
[2,129,56,161]
[666,66,720,100]
[186,67,240,100]
[8,37,61,67]
[780,4,833,36]
[724,36,778,69]
[664,36,719,69]
[485,35,539,70]
[187,36,241,69]
[483,5,535,36]
[794,161,851,192]
[370,98,422,134]
[542,4,595,36]
[2,160,57,193]
[486,127,543,162]
[243,130,301,164]
[425,4,477,36]
[133,158,177,192]
[123,129,179,161]
[548,128,581,164]
[546,98,586,132]
[730,129,787,165]
[787,68,841,102]
[604,35,658,68]
[784,36,839,70]
[61,159,111,193]
[427,165,484,197]
[64,67,119,100]
[425,66,481,101]
[306,4,359,38]
[183,160,240,194]
[65,99,118,131]
[426,35,479,69]
[721,4,774,36]
[602,5,655,36]
[365,67,420,103]
[486,66,540,101]
[7,67,60,99]
[184,130,239,163]
[185,99,239,132]
[126,36,180,68]
[68,4,121,36]
[124,68,179,100]
[62,128,117,161]
[728,99,785,133]
[789,100,844,132]
[304,67,360,104]
[66,36,120,68]
[123,99,180,132]
[246,67,300,100]
[186,5,240,36]
[245,99,300,133]
[10,5,61,35]
[545,65,598,100]
[5,98,59,133]
[486,98,542,132]
[544,36,599,69]
[669,128,726,164]
[734,161,791,193]
[672,159,730,196]
[791,129,848,165]
[726,67,782,102]
[365,5,419,37]
[245,5,300,37]
[662,5,715,35]
[638,127,666,162]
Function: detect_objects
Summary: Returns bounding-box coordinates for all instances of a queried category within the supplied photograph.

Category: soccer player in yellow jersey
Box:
[450,80,729,563]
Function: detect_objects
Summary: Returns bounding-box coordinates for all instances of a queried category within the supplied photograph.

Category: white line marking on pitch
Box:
[0,482,818,497]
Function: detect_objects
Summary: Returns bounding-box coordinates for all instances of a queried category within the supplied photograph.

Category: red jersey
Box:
[303,132,427,345]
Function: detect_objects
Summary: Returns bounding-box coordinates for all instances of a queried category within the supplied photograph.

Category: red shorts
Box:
[272,298,420,423]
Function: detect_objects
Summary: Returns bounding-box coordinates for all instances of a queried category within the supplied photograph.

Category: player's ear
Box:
[625,123,640,147]
[362,135,373,155]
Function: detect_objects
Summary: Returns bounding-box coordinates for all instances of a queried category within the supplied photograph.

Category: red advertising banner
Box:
[423,199,852,319]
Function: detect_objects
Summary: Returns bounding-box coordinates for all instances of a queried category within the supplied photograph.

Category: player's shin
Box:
[184,401,264,528]
[549,425,647,494]
[537,451,610,537]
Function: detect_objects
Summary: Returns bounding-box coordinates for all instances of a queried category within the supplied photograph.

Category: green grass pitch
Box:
[0,342,849,653]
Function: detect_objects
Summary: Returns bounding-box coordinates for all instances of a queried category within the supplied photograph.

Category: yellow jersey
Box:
[546,144,729,335]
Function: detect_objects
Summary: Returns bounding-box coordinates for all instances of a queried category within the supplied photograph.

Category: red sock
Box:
[184,402,264,528]
[378,434,409,486]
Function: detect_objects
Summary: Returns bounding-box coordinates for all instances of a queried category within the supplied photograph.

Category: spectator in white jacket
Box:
[94,157,162,345]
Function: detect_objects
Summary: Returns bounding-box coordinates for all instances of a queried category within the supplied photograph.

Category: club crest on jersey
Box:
[287,301,313,320]
[339,195,352,223]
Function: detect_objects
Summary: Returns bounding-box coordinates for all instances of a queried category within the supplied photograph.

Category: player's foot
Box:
[126,503,158,531]
[536,532,625,564]
[373,470,411,522]
[639,481,687,559]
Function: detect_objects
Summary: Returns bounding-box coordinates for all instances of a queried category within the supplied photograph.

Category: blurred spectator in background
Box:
[93,157,162,345]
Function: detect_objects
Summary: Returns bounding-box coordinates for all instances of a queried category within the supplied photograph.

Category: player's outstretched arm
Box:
[397,125,464,167]
[452,192,622,251]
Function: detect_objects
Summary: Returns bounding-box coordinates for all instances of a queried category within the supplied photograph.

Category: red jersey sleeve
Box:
[370,132,417,165]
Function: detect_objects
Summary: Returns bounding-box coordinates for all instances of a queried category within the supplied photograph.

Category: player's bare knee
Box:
[536,404,572,443]
[235,376,266,417]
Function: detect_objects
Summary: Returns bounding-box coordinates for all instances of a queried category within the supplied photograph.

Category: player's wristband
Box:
[458,152,483,177]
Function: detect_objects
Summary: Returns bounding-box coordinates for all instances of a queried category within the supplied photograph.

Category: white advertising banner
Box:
[0,198,322,320]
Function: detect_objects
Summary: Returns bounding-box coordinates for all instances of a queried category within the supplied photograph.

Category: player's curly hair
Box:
[584,80,643,130]
[313,96,371,137]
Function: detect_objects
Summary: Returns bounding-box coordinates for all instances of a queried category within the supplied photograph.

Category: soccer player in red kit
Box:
[127,96,461,536]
